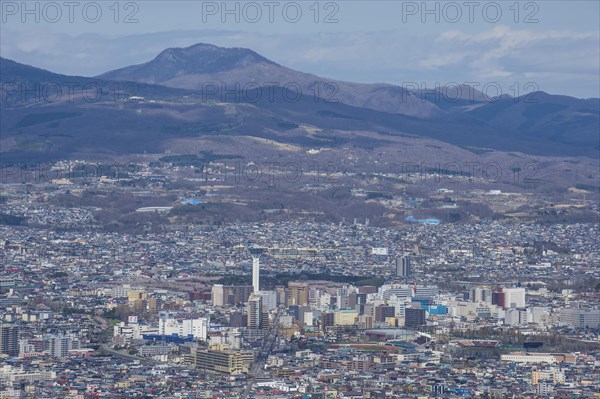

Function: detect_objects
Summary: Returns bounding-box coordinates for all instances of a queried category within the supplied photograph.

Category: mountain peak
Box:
[99,43,277,83]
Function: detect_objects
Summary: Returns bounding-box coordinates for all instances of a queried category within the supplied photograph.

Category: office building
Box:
[560,303,600,329]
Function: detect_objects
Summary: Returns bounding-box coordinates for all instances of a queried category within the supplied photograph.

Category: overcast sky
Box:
[1,1,599,98]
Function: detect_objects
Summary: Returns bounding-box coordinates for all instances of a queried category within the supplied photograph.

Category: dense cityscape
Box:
[2,1,600,398]
[1,160,599,398]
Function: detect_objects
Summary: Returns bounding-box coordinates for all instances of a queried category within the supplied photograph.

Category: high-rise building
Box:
[382,285,413,299]
[276,286,287,306]
[228,285,253,304]
[395,256,412,277]
[212,284,225,307]
[322,312,335,328]
[0,323,19,356]
[212,285,253,307]
[337,285,360,309]
[288,282,310,307]
[472,286,493,303]
[255,290,278,312]
[405,308,426,328]
[492,288,506,308]
[288,305,303,322]
[505,308,532,326]
[503,287,526,309]
[229,312,247,328]
[375,305,396,322]
[247,293,268,330]
[332,309,358,326]
[48,334,80,358]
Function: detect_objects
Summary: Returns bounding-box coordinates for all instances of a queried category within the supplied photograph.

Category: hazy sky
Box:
[2,1,599,98]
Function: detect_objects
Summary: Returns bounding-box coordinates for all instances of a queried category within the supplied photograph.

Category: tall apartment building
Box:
[48,334,80,358]
[211,284,225,307]
[247,293,268,330]
[255,290,278,312]
[0,323,19,356]
[287,282,310,307]
[472,286,493,303]
[395,256,412,277]
[212,285,254,307]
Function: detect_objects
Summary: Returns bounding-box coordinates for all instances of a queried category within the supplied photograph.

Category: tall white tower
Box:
[248,247,265,293]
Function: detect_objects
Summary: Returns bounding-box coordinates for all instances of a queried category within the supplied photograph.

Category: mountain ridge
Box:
[1,46,599,160]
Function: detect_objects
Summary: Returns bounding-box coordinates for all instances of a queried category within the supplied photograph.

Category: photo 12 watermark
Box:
[0,80,341,106]
[199,1,340,24]
[0,159,545,186]
[1,81,140,105]
[397,161,540,184]
[0,160,344,186]
[1,1,140,24]
[199,81,339,104]
[401,81,541,103]
[400,1,540,24]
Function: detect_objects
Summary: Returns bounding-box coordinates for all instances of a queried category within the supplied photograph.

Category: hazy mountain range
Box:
[1,43,599,162]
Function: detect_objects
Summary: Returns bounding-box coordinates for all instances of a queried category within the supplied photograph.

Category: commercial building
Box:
[560,303,600,329]
[500,352,577,364]
[332,309,359,326]
[195,349,254,375]
[158,312,208,340]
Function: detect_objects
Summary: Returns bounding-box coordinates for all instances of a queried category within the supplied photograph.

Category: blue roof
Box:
[181,199,205,205]
[405,216,441,225]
